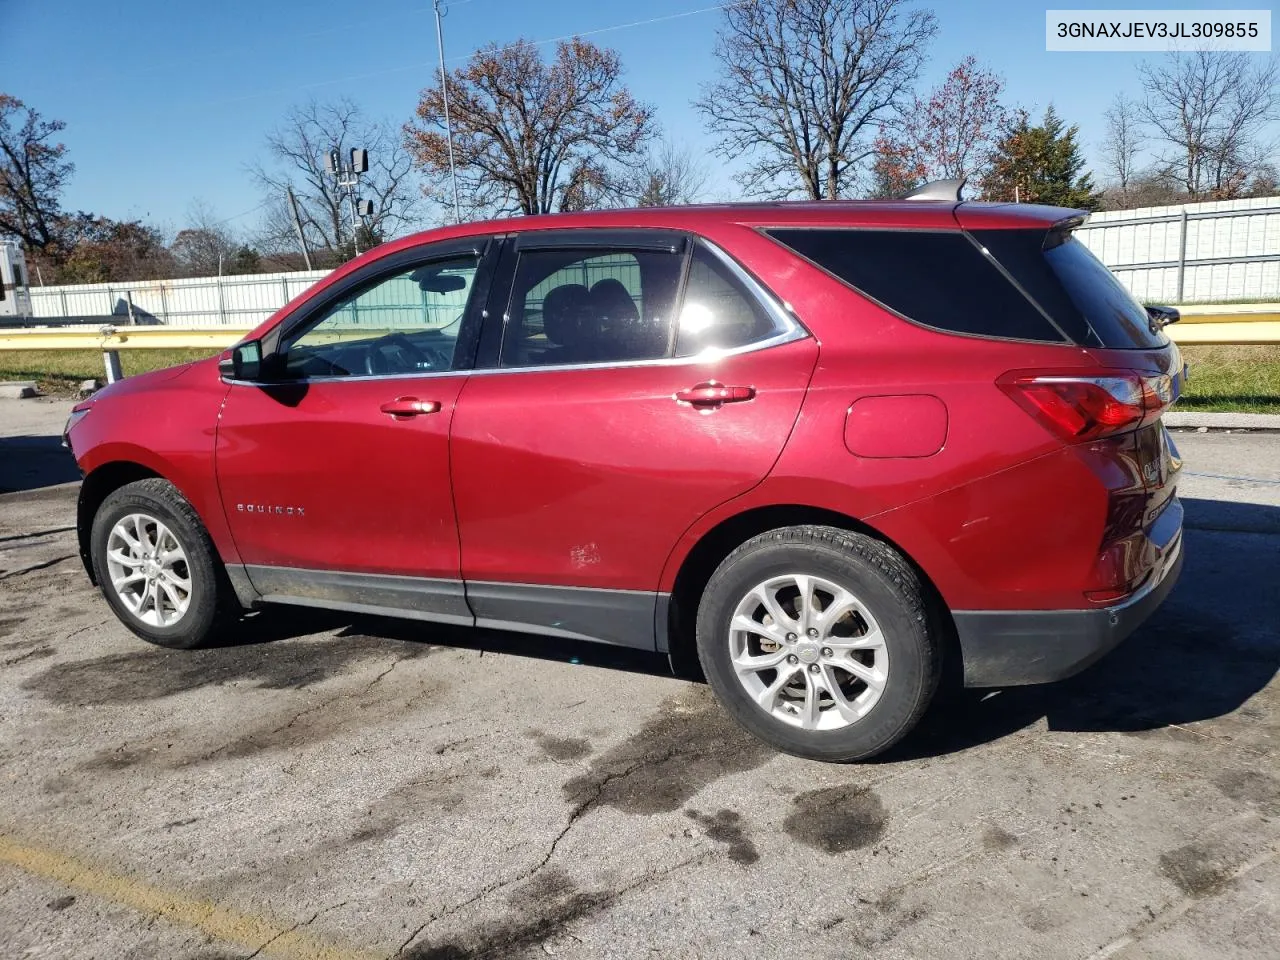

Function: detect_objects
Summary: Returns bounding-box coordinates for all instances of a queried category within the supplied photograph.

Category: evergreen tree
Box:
[228,245,262,275]
[981,106,1101,210]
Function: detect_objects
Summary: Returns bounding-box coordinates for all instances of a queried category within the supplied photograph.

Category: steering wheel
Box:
[363,332,432,376]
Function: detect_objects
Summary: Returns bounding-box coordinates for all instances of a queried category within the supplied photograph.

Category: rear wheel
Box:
[90,479,234,649]
[695,525,940,762]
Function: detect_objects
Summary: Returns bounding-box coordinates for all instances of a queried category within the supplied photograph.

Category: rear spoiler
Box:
[1045,213,1089,249]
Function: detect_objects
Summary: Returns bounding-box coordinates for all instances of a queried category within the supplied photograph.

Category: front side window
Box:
[501,249,682,367]
[282,256,479,378]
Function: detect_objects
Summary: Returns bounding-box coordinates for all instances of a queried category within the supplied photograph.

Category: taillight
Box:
[998,370,1173,442]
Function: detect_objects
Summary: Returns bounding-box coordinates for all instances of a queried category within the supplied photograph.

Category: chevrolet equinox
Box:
[64,188,1185,762]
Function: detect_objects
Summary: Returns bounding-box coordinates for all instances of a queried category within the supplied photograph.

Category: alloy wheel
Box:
[104,513,193,628]
[728,573,889,730]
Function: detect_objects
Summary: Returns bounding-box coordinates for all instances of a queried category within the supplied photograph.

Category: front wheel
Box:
[90,478,234,649]
[695,525,941,762]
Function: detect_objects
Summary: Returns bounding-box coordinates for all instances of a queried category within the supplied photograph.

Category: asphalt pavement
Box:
[0,398,1276,960]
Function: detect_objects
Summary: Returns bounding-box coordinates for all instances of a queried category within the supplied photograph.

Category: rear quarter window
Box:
[972,229,1168,350]
[766,228,1066,343]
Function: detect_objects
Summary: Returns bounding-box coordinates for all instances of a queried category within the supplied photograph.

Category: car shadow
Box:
[0,434,80,494]
[221,604,675,680]
[160,496,1280,754]
[885,496,1280,762]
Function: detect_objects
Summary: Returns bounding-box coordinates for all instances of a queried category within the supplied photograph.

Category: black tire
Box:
[695,525,941,762]
[90,478,235,649]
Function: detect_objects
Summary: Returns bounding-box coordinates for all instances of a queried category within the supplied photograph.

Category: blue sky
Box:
[3,0,1274,237]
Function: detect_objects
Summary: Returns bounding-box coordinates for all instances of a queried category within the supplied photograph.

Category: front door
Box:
[216,242,493,620]
[450,232,819,648]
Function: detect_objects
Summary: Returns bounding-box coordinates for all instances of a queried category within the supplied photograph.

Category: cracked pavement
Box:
[0,398,1277,959]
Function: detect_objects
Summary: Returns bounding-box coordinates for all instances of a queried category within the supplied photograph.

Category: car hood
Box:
[90,360,197,402]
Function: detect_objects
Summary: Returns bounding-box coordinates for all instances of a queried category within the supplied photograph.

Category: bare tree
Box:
[252,99,421,259]
[405,39,655,217]
[1139,51,1279,199]
[870,55,1006,197]
[1100,92,1144,199]
[170,200,239,277]
[696,0,937,200]
[1244,162,1279,197]
[0,94,73,250]
[1102,171,1187,210]
[628,139,711,206]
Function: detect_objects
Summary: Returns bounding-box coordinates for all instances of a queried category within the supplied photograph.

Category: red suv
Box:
[64,192,1184,761]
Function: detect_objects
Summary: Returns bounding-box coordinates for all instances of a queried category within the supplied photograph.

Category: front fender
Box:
[71,360,237,565]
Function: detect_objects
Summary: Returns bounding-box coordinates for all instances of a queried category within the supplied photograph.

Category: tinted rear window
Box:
[767,228,1065,343]
[972,229,1167,349]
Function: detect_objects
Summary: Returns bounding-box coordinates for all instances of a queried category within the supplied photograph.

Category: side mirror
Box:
[1145,305,1180,331]
[218,340,263,381]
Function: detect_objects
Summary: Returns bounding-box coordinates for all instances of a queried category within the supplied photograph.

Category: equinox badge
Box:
[237,503,305,517]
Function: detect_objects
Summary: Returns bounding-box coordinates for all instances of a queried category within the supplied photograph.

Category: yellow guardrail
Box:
[0,325,250,352]
[1168,322,1280,345]
[1174,304,1280,324]
[0,325,251,383]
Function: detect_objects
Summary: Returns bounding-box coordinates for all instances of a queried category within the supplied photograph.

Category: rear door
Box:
[449,229,819,648]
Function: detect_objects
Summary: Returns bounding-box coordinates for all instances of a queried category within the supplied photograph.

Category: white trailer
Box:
[0,240,34,322]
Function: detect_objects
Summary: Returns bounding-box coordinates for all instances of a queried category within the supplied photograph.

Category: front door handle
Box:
[674,382,756,408]
[380,397,442,419]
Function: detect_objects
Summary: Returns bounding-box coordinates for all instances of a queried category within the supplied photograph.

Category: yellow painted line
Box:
[0,328,251,351]
[0,833,378,960]
[1169,321,1280,345]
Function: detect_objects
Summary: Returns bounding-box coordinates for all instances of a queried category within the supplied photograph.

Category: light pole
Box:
[434,0,462,223]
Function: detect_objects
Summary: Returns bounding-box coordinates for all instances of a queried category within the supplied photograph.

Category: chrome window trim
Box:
[221,238,810,386]
[467,323,807,377]
[222,323,808,386]
[222,368,470,386]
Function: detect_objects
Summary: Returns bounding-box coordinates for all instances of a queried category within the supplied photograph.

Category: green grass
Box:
[0,349,218,395]
[1177,345,1280,414]
[3,344,1278,414]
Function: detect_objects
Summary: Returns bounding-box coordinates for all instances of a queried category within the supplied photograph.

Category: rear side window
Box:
[973,230,1167,349]
[502,248,683,367]
[675,244,780,356]
[767,229,1065,343]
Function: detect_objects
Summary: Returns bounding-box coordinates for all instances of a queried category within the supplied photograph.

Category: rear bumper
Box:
[954,533,1184,687]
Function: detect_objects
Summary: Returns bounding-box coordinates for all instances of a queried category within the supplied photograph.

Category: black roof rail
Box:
[902,179,966,202]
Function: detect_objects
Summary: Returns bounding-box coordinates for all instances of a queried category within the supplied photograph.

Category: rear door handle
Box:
[380,397,442,418]
[674,382,756,407]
